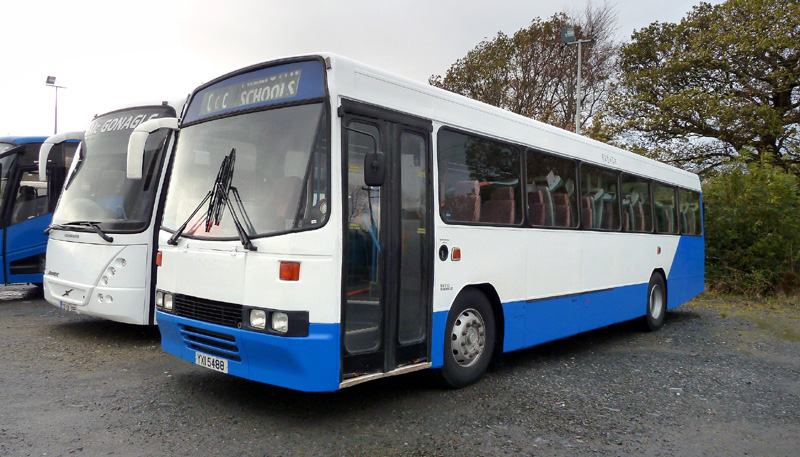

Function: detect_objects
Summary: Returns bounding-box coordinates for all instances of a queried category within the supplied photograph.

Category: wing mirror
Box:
[38,131,83,180]
[127,117,179,179]
[343,125,385,187]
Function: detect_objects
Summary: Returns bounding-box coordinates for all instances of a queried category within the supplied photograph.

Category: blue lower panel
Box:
[580,284,649,333]
[158,311,341,392]
[502,283,651,353]
[667,235,705,309]
[431,311,448,368]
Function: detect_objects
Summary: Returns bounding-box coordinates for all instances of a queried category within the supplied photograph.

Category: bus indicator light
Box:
[156,251,162,266]
[452,247,461,261]
[280,261,301,281]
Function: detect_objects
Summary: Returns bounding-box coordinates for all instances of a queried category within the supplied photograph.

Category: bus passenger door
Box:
[341,107,433,381]
[3,166,51,284]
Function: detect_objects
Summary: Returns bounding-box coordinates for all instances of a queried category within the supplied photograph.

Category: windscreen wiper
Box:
[45,221,113,243]
[168,149,256,251]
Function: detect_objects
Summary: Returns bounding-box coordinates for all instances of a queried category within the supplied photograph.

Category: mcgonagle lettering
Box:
[85,111,162,139]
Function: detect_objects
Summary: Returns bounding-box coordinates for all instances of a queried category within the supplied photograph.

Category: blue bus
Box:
[0,136,77,286]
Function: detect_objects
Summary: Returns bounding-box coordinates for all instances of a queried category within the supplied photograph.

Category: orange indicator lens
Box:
[279,261,301,281]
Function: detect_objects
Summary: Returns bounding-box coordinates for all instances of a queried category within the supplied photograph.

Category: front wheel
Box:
[643,273,667,331]
[440,289,496,388]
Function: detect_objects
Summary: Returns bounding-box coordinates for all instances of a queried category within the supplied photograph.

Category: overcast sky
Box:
[1,0,722,136]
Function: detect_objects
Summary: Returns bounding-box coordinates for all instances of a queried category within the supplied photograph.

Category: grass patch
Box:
[688,290,800,343]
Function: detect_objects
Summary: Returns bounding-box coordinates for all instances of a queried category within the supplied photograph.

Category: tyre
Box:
[440,288,496,388]
[643,273,666,331]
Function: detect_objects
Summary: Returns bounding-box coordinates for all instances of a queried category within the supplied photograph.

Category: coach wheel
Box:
[644,273,666,331]
[440,288,495,388]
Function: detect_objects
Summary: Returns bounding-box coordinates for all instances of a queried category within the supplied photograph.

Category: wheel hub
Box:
[450,308,486,367]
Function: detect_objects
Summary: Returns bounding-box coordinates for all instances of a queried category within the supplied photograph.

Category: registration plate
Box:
[60,302,77,313]
[195,352,228,373]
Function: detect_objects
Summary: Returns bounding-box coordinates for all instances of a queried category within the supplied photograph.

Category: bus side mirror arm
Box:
[38,131,84,180]
[127,117,179,180]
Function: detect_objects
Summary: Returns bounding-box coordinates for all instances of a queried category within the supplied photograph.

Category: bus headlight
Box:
[155,291,164,309]
[250,309,267,329]
[271,312,289,333]
[242,307,309,337]
[164,293,174,311]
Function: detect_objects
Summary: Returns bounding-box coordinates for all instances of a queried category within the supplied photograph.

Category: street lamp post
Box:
[45,76,66,134]
[560,27,594,135]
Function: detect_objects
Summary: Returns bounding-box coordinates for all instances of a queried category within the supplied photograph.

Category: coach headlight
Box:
[164,293,174,311]
[249,309,267,329]
[155,291,164,309]
[271,312,289,333]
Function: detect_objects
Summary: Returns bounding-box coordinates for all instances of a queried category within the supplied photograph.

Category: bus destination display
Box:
[184,59,326,124]
[199,69,302,117]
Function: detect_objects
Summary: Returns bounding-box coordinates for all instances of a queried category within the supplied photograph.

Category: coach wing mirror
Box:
[38,131,84,180]
[344,125,385,187]
[127,117,179,179]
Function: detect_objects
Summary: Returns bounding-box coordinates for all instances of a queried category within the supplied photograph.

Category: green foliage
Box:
[430,4,618,131]
[704,163,800,295]
[606,0,800,175]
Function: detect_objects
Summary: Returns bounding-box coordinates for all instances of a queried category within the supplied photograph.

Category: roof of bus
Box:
[90,98,186,121]
[0,136,50,144]
[192,52,702,191]
[322,53,701,190]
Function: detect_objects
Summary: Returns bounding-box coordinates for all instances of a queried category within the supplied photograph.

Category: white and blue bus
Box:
[40,100,183,325]
[128,54,704,392]
[0,136,77,287]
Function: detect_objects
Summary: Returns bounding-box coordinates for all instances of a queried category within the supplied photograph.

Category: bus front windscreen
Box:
[161,102,329,240]
[52,105,175,232]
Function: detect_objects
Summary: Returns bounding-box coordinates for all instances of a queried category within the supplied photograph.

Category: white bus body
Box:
[140,54,703,391]
[42,100,184,325]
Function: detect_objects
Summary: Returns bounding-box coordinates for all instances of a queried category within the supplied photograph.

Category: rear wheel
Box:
[440,289,495,388]
[644,273,666,331]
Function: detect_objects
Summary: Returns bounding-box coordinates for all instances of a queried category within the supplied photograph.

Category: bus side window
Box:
[621,174,653,232]
[580,164,620,230]
[437,129,522,226]
[654,183,679,234]
[526,149,578,228]
[678,188,702,236]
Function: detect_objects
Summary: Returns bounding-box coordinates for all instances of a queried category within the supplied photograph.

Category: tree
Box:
[429,2,619,132]
[606,0,800,175]
[703,163,800,295]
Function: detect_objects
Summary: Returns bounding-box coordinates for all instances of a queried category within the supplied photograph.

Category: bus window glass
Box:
[344,121,382,353]
[654,183,678,233]
[679,188,702,235]
[10,170,47,224]
[398,131,428,345]
[580,164,620,230]
[161,103,328,238]
[0,153,14,208]
[53,106,175,231]
[437,130,522,225]
[620,174,653,232]
[526,150,578,228]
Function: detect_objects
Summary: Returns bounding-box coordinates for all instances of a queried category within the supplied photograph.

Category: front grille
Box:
[181,324,241,362]
[173,294,243,328]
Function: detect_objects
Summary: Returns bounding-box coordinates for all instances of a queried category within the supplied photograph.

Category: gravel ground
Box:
[1,285,799,457]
